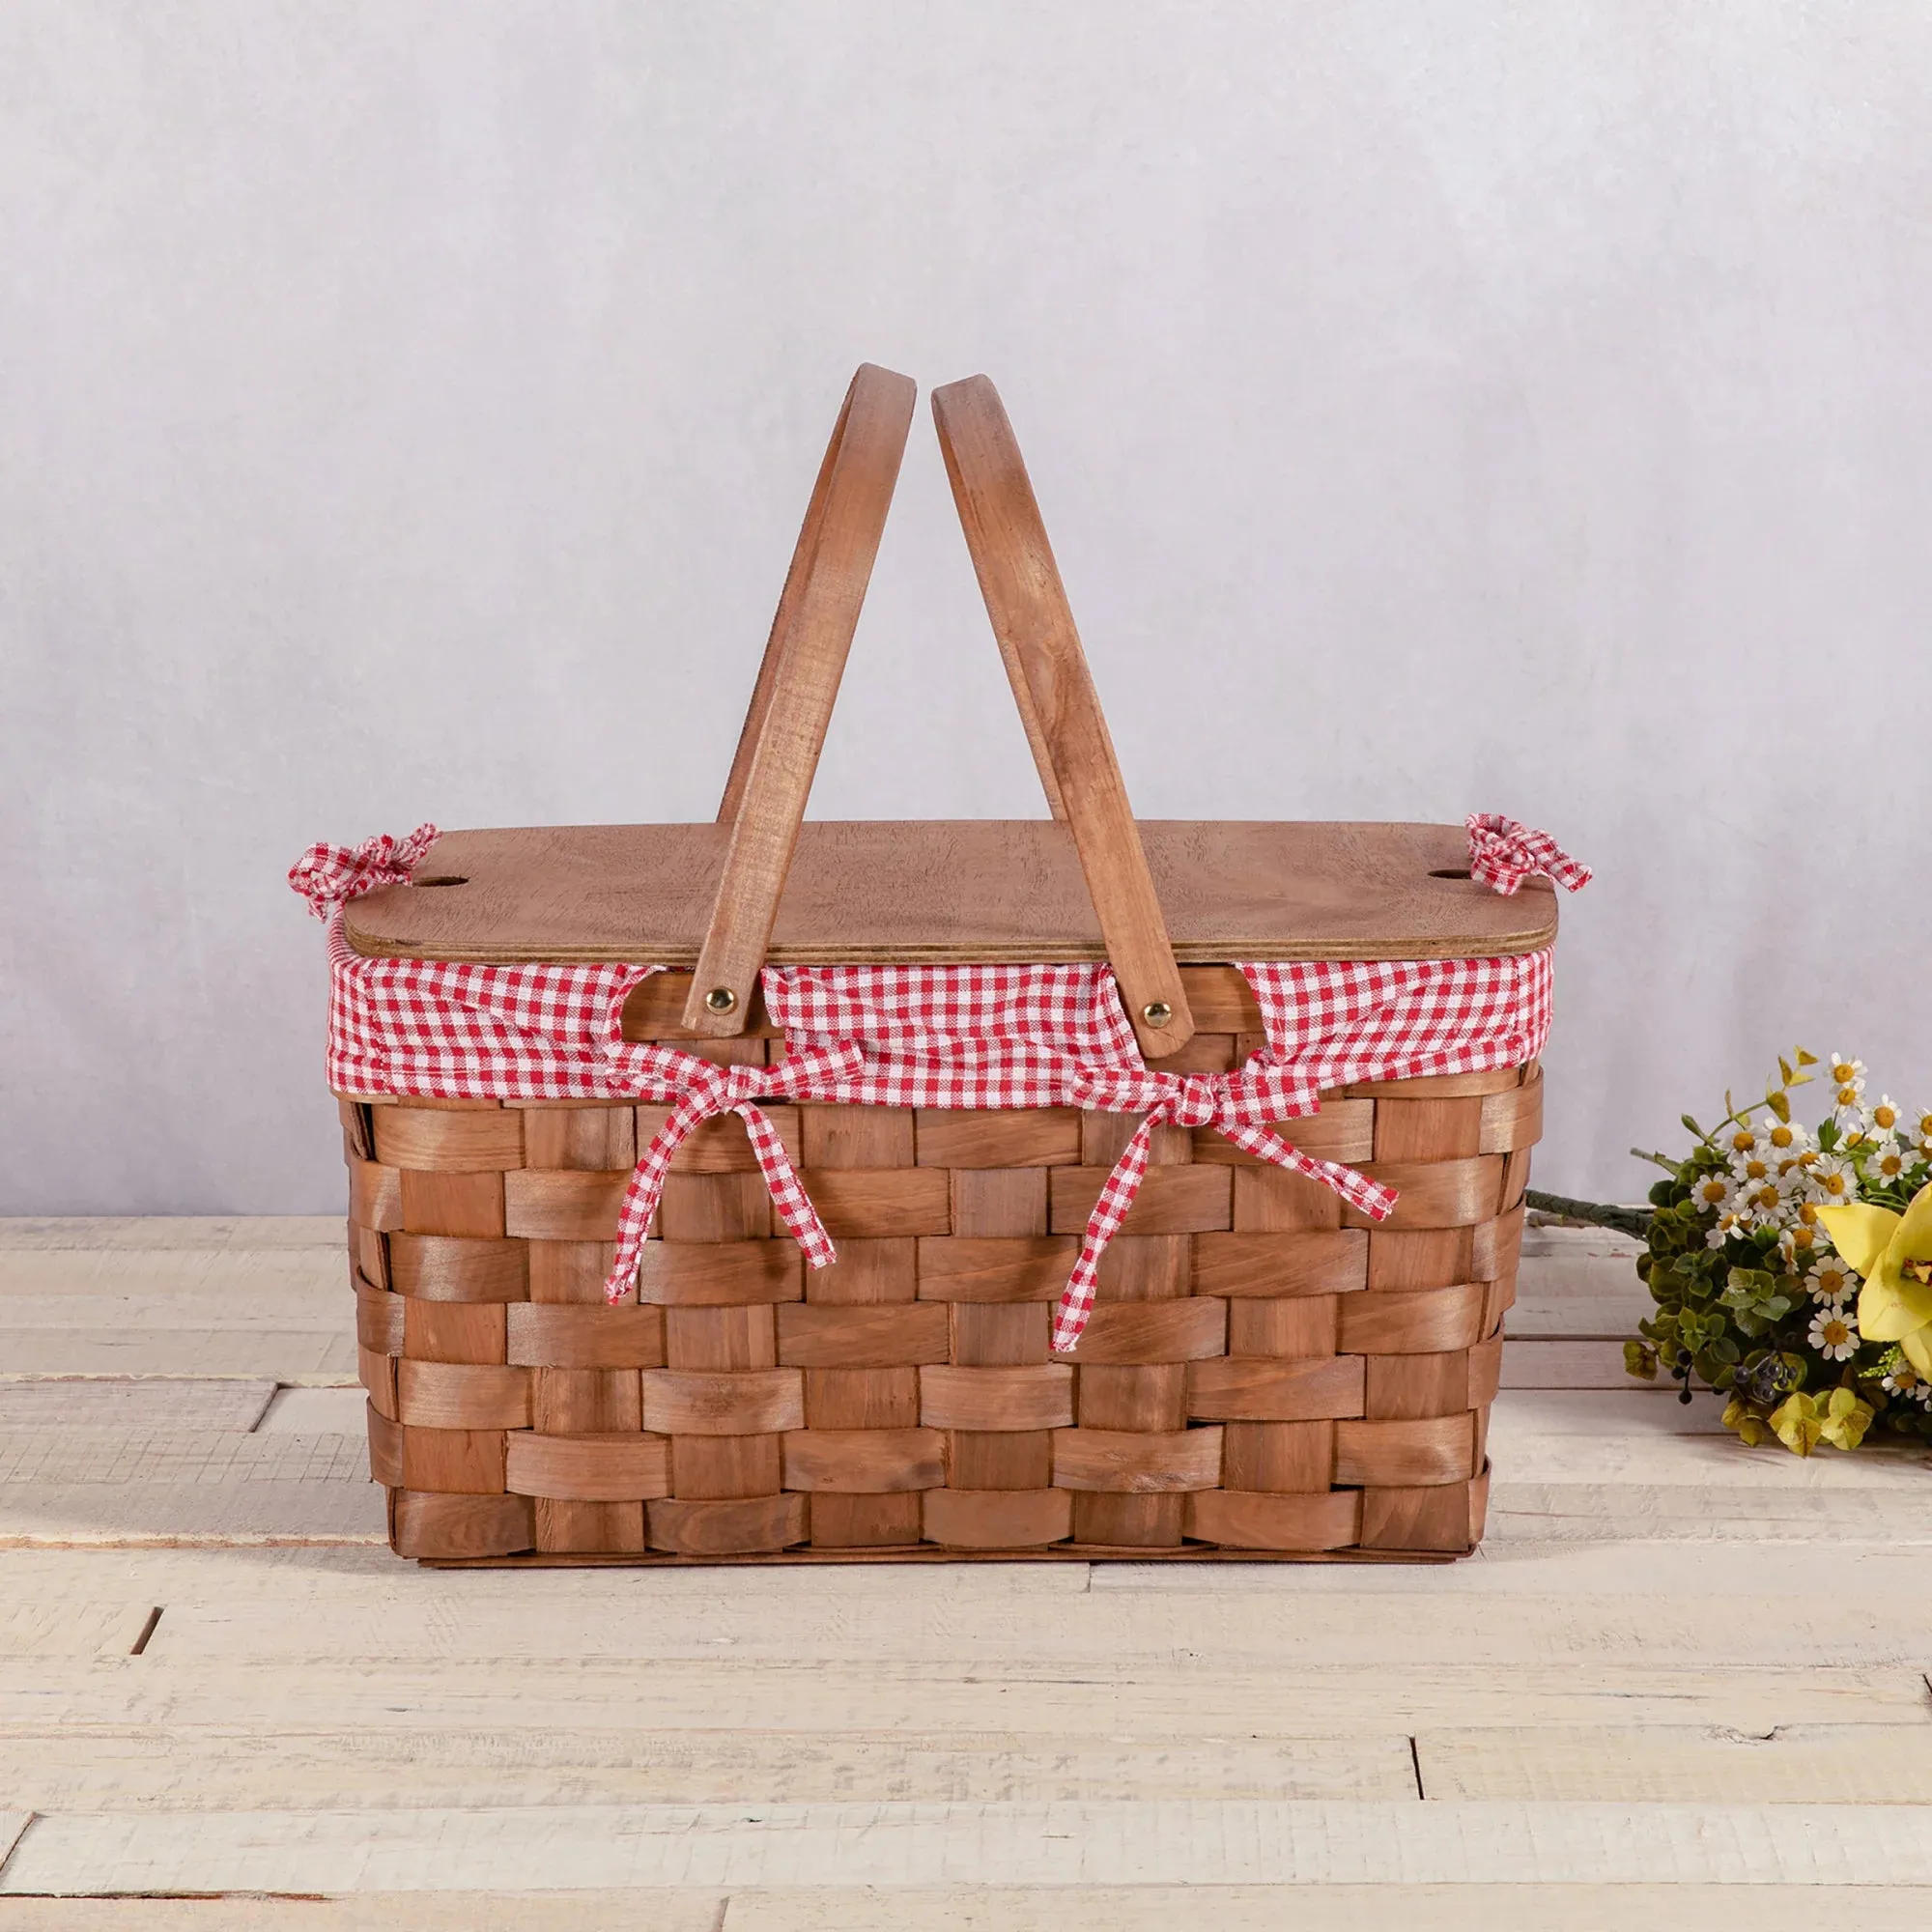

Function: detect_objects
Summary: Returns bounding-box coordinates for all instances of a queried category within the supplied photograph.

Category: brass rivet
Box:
[1142,1001,1173,1028]
[705,986,738,1014]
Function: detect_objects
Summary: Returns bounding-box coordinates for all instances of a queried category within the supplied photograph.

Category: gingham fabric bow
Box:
[290,823,441,920]
[1465,814,1592,896]
[1056,1065,1397,1352]
[604,1043,867,1305]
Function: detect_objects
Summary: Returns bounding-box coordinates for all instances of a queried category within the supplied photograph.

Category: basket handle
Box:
[684,363,918,1032]
[932,375,1194,1059]
[686,364,1194,1064]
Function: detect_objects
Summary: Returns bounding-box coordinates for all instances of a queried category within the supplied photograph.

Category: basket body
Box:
[343,972,1538,1565]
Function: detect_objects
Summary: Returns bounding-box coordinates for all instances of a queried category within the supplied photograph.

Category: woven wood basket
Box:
[334,366,1557,1565]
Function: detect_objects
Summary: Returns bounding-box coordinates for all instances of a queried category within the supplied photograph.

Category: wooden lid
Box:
[344,819,1559,965]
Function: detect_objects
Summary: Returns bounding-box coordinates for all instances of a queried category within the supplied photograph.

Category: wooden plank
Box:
[0,1602,156,1658]
[142,1582,1932,1666]
[0,1545,1091,1604]
[0,1490,384,1548]
[1489,1417,1932,1490]
[1092,1538,1932,1598]
[1,1902,724,1930]
[0,1329,358,1377]
[1422,1725,1932,1803]
[0,1248,343,1308]
[4,1659,1918,1735]
[255,1386,370,1433]
[2,1890,1923,1932]
[1486,1387,1727,1437]
[1501,1340,1652,1389]
[0,1433,368,1486]
[9,1800,1932,1893]
[0,1216,342,1251]
[0,1732,1411,1814]
[1520,1224,1646,1260]
[10,1530,1913,1610]
[0,1380,274,1431]
[0,1894,722,1929]
[1504,1240,1649,1338]
[0,1419,385,1548]
[1490,1484,1932,1543]
[344,821,1561,967]
[729,1888,1932,1932]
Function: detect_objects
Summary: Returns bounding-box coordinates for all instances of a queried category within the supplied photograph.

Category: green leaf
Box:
[1682,1114,1708,1140]
[1624,1340,1659,1382]
[1767,1091,1791,1123]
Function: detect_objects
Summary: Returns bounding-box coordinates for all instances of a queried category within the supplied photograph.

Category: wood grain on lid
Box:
[346,819,1557,966]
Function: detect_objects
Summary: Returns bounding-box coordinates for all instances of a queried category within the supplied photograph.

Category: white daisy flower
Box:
[1882,1361,1932,1404]
[1759,1119,1808,1179]
[1706,1206,1755,1249]
[1779,1219,1826,1266]
[1741,1179,1788,1229]
[1804,1258,1860,1304]
[1805,1152,1859,1207]
[1722,1119,1767,1160]
[1868,1095,1903,1139]
[1826,1054,1867,1108]
[1910,1106,1932,1156]
[1863,1140,1913,1191]
[1806,1306,1859,1361]
[1728,1146,1777,1188]
[1685,1171,1738,1214]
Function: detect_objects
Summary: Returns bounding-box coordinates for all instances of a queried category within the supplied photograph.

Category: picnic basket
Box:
[306,364,1583,1566]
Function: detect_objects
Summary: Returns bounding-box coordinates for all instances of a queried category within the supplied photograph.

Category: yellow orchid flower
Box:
[1720,1397,1767,1447]
[1767,1387,1872,1456]
[1817,1179,1932,1377]
[1818,1387,1874,1451]
[1769,1390,1824,1454]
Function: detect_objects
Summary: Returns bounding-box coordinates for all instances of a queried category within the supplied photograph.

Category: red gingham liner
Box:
[293,816,1585,1349]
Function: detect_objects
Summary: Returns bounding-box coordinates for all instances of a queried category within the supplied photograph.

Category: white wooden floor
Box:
[1,1217,1929,1929]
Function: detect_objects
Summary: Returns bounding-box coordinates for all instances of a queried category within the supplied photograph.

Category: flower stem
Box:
[1525,1190,1655,1240]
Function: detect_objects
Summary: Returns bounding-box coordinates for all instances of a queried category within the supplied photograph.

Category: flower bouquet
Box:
[1544,1052,1932,1453]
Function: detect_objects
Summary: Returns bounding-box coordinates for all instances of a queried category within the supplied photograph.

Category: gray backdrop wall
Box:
[5,0,1931,1214]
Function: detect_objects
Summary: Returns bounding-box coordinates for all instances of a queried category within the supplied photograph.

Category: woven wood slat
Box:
[504,1431,670,1501]
[372,1107,525,1172]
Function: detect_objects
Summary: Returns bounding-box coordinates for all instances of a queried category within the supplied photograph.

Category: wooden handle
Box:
[931,375,1194,1060]
[683,363,918,1034]
[716,380,858,828]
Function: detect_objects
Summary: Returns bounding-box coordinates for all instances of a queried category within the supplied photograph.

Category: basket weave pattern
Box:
[344,973,1538,1564]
